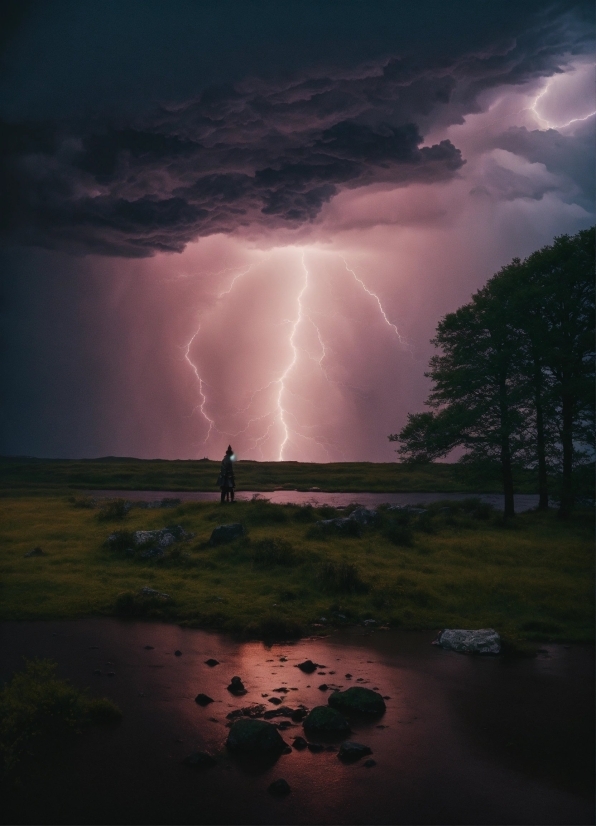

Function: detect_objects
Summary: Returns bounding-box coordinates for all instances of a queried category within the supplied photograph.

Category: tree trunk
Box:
[558,391,574,519]
[499,376,515,518]
[533,358,549,510]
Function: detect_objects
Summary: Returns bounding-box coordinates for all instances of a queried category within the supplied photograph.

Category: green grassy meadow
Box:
[0,494,592,644]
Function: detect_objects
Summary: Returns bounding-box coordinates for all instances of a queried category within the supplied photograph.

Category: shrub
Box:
[251,538,300,567]
[67,496,96,509]
[244,500,289,525]
[383,521,414,546]
[114,589,175,618]
[293,504,316,522]
[0,659,121,775]
[97,499,131,521]
[105,530,137,555]
[317,560,368,593]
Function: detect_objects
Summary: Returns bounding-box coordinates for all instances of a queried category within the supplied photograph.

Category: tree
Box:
[391,228,595,518]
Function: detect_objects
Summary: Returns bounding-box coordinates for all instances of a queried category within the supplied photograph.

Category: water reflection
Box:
[87,489,541,512]
[2,619,593,825]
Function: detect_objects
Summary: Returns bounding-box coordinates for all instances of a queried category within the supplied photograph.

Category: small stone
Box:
[307,742,325,753]
[328,687,386,716]
[273,687,289,693]
[195,693,214,706]
[24,547,45,557]
[292,736,308,750]
[345,673,352,679]
[184,751,216,769]
[227,676,247,695]
[268,697,282,705]
[363,758,377,768]
[268,778,291,796]
[434,628,501,655]
[318,684,328,691]
[174,650,183,656]
[338,741,373,762]
[296,660,318,673]
[303,706,350,737]
[226,718,285,756]
[144,645,154,650]
[279,657,287,662]
[261,693,268,697]
[291,708,307,722]
[205,658,219,666]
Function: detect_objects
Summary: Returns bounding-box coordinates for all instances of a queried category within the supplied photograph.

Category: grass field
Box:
[1,494,592,644]
[0,456,536,495]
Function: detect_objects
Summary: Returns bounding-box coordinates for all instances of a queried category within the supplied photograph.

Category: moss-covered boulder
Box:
[302,705,350,737]
[328,687,386,715]
[226,718,285,756]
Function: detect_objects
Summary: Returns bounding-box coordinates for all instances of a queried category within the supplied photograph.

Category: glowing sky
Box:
[0,1,594,461]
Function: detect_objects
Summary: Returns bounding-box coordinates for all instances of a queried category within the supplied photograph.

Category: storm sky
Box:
[1,0,594,461]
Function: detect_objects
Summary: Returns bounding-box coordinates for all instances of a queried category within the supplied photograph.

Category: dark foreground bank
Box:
[1,619,594,826]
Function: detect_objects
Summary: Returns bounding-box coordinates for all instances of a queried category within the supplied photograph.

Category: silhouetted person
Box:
[219,445,236,503]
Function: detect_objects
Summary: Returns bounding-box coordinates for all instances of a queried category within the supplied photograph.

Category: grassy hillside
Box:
[0,456,537,495]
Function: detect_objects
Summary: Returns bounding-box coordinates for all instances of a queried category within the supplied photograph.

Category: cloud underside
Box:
[0,2,592,256]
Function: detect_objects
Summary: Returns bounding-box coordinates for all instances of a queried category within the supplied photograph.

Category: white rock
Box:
[434,628,501,654]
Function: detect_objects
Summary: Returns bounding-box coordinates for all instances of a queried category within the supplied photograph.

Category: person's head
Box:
[225,445,233,456]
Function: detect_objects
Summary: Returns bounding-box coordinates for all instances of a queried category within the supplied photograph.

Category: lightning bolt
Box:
[340,255,406,347]
[183,327,217,443]
[182,248,405,460]
[529,78,596,129]
[183,260,261,446]
[277,251,309,460]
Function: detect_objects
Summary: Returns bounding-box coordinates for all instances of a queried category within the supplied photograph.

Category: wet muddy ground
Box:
[1,620,593,825]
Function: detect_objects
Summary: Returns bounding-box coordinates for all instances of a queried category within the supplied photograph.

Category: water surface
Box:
[86,489,540,512]
[2,619,592,825]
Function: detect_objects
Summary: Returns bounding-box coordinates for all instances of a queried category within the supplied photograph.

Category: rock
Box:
[195,693,214,706]
[226,719,285,756]
[272,687,289,693]
[318,684,328,691]
[338,741,373,762]
[318,517,355,530]
[291,708,307,722]
[264,706,295,719]
[296,660,319,673]
[292,736,308,750]
[433,628,501,654]
[144,645,154,650]
[268,697,282,705]
[303,706,350,737]
[349,507,377,525]
[205,658,220,667]
[138,587,171,601]
[345,673,352,679]
[307,742,325,753]
[363,758,377,768]
[227,676,247,695]
[183,751,216,769]
[24,546,45,557]
[268,779,291,796]
[174,650,182,656]
[328,687,386,716]
[209,523,244,545]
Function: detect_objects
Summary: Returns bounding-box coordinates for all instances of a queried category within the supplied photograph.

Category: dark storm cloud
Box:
[492,119,595,207]
[0,0,592,255]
